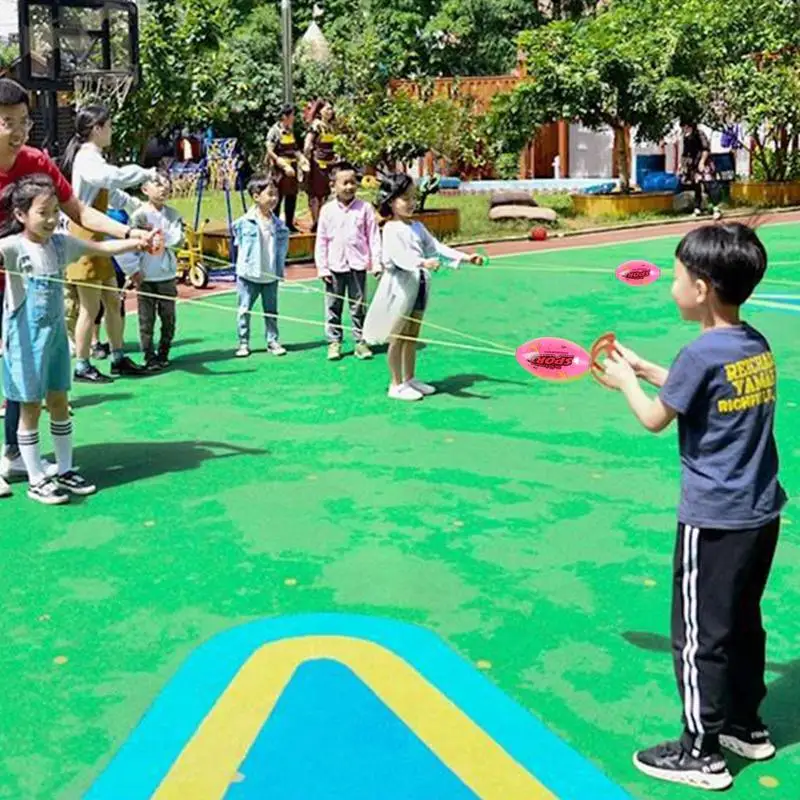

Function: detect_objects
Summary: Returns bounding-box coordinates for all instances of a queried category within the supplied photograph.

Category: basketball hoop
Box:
[73,72,135,110]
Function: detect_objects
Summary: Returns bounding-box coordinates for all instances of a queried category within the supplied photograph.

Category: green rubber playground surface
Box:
[1,223,799,799]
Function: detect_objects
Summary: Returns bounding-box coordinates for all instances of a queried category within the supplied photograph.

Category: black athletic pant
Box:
[692,181,722,210]
[672,519,780,756]
[325,271,367,343]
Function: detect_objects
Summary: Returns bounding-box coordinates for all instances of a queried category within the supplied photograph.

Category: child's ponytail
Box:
[60,104,110,182]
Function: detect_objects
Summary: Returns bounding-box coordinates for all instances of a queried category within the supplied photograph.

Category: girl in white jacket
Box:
[371,173,483,401]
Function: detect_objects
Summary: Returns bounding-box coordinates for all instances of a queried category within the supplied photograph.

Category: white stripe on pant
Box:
[681,524,704,746]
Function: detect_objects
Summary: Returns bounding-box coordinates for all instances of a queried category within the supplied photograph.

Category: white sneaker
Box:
[408,378,436,396]
[0,452,57,482]
[235,344,251,358]
[712,207,722,221]
[388,382,423,401]
[0,476,10,498]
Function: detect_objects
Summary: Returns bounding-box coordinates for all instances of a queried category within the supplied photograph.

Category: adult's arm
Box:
[61,195,152,242]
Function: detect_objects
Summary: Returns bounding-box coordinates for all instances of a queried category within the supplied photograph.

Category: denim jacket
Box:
[232,208,289,283]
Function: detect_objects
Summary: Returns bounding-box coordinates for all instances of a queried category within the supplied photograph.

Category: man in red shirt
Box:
[0,78,154,496]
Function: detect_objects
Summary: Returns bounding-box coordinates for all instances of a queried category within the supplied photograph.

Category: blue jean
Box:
[237,277,278,345]
[4,400,19,452]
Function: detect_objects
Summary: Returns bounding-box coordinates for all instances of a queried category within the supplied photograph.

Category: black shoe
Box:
[91,342,110,360]
[74,365,114,384]
[157,352,171,368]
[144,357,163,373]
[55,470,97,496]
[633,740,732,791]
[111,356,146,376]
[27,477,70,505]
[720,724,776,761]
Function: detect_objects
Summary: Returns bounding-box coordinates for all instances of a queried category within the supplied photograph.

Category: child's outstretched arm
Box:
[73,236,144,259]
[603,352,677,432]
[615,342,669,388]
[419,225,482,267]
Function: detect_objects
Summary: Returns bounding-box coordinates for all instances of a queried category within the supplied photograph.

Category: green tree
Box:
[682,0,800,181]
[488,0,707,191]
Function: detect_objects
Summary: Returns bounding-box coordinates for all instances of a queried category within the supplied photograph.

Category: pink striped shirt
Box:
[315,198,382,276]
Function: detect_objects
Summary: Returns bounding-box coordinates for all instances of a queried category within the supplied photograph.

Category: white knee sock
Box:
[18,428,45,485]
[50,419,73,475]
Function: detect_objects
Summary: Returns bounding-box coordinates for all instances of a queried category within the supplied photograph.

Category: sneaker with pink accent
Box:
[388,382,422,401]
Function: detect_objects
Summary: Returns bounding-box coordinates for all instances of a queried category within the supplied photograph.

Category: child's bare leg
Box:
[388,336,405,387]
[402,312,423,382]
[18,401,45,484]
[388,318,415,386]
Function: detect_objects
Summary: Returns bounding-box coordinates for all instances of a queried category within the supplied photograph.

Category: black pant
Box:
[325,271,367,342]
[692,181,721,210]
[276,193,297,230]
[672,519,780,756]
[138,279,178,358]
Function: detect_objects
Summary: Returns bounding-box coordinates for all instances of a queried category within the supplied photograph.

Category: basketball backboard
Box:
[17,0,139,91]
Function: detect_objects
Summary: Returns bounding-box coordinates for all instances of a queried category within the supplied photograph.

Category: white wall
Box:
[568,124,614,178]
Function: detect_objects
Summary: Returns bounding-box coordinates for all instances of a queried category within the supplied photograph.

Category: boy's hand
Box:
[603,351,638,390]
[320,273,332,285]
[614,341,642,372]
[422,258,440,270]
[129,228,158,248]
[468,254,484,265]
[126,271,143,289]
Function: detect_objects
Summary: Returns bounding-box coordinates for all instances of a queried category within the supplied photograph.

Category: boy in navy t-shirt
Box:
[603,223,786,792]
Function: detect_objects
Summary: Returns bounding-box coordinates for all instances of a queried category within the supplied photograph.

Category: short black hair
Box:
[675,223,767,306]
[330,161,357,180]
[280,104,294,118]
[247,172,279,198]
[377,172,414,218]
[0,78,30,110]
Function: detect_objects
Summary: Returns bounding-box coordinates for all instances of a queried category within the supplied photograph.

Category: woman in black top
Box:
[679,123,722,220]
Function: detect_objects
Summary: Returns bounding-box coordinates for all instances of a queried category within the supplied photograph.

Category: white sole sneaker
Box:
[0,455,57,482]
[633,754,733,791]
[388,383,423,401]
[0,477,11,498]
[408,379,436,396]
[719,734,775,761]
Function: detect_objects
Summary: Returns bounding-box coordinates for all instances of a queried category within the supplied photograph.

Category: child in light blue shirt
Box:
[232,174,289,358]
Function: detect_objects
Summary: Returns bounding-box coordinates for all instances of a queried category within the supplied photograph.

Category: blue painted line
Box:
[87,614,631,800]
[225,659,477,799]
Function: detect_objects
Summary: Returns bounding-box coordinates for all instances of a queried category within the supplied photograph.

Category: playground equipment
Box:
[189,138,250,282]
[175,220,210,289]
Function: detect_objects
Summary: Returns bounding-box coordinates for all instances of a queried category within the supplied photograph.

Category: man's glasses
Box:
[0,117,34,134]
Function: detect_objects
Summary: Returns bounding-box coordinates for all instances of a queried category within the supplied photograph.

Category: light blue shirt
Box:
[232,208,289,283]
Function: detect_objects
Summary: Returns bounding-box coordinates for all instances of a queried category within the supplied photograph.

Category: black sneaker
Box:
[74,365,114,384]
[111,356,146,376]
[157,353,171,368]
[144,356,163,373]
[633,740,732,791]
[55,470,97,496]
[27,477,70,505]
[91,342,110,360]
[720,724,776,761]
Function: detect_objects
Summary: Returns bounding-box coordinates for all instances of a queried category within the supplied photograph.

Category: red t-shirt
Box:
[0,146,74,291]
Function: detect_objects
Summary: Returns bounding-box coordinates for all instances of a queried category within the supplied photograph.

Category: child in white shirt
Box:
[129,173,183,370]
[374,173,483,401]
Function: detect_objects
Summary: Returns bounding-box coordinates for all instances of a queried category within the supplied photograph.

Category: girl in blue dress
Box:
[0,174,145,504]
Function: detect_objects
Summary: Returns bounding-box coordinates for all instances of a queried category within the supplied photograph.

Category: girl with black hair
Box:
[0,174,145,504]
[679,122,722,220]
[61,104,156,384]
[370,173,483,401]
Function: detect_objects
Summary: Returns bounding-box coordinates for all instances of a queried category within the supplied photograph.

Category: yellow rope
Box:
[3,268,514,358]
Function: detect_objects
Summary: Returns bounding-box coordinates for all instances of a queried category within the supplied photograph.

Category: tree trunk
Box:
[614,125,630,192]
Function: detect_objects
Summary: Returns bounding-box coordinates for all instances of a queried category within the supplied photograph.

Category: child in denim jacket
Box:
[233,174,290,357]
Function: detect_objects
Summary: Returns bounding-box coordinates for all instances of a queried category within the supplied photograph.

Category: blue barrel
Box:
[636,154,666,188]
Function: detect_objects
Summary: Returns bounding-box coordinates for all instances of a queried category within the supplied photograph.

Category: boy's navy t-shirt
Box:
[660,322,787,530]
